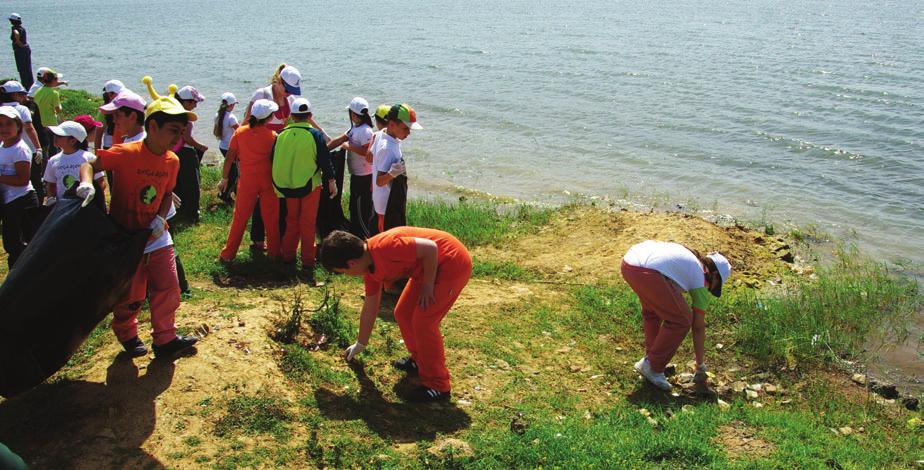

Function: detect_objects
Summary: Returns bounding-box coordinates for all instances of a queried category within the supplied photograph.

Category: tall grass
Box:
[59,89,102,120]
[407,199,552,246]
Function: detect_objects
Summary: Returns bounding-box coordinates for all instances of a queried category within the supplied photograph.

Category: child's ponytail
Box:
[213,102,228,138]
[271,64,287,85]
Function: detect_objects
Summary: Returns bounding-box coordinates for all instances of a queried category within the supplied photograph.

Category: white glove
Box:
[388,161,406,177]
[43,196,56,207]
[75,182,95,207]
[344,342,366,362]
[149,215,167,240]
[34,149,43,165]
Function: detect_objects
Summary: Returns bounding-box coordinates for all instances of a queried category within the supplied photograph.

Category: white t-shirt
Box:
[218,112,239,150]
[123,130,145,144]
[346,123,374,177]
[371,132,403,215]
[2,102,35,152]
[42,150,104,199]
[0,139,34,203]
[144,210,174,254]
[102,132,113,149]
[623,240,707,292]
[250,86,294,130]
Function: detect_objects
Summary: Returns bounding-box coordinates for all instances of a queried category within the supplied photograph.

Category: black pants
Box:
[175,147,200,222]
[250,197,286,244]
[13,46,33,89]
[218,148,239,202]
[349,174,375,239]
[2,190,38,269]
[175,253,189,292]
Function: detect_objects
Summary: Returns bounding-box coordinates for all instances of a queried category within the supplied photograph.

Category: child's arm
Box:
[326,133,348,150]
[93,127,103,151]
[342,142,371,163]
[345,291,382,361]
[44,182,56,200]
[217,147,239,193]
[183,123,208,152]
[0,161,30,186]
[24,123,40,153]
[414,238,439,308]
[692,309,706,367]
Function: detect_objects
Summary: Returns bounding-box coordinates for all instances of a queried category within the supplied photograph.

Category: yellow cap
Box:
[375,104,390,119]
[141,76,198,121]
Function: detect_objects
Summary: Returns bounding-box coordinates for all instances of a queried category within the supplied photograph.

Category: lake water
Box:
[8,0,924,268]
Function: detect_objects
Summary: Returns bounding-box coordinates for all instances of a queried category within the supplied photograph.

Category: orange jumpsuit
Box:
[364,227,473,392]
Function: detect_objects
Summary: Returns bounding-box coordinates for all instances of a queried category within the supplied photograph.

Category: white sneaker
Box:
[634,357,672,391]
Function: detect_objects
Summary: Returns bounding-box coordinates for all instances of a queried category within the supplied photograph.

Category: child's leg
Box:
[393,279,424,359]
[281,196,301,263]
[411,270,472,392]
[640,304,660,356]
[258,185,281,258]
[147,246,181,346]
[250,197,265,246]
[219,177,259,261]
[1,191,37,268]
[298,187,321,266]
[112,259,149,343]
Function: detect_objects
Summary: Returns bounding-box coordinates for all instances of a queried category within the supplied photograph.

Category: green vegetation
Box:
[406,198,552,246]
[58,88,102,120]
[214,395,293,441]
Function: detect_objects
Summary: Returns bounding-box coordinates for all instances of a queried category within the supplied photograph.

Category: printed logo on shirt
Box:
[63,174,77,190]
[140,185,157,205]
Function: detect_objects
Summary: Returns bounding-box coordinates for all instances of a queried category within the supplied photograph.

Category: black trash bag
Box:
[0,198,150,398]
[383,173,408,232]
[316,148,349,240]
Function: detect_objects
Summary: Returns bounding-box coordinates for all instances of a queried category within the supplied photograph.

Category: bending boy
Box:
[320,228,472,402]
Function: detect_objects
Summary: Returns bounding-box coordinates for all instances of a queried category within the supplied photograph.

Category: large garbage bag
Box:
[316,148,349,240]
[0,198,149,398]
[383,173,408,231]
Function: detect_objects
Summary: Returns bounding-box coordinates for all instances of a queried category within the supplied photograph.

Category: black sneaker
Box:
[392,356,419,376]
[152,335,198,359]
[121,336,148,357]
[297,267,317,286]
[405,386,450,403]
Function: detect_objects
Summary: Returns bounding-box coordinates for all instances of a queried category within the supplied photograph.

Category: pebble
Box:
[717,399,730,411]
[851,373,866,385]
[746,390,759,400]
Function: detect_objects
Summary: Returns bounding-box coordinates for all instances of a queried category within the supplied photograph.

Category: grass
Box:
[214,395,293,441]
[406,198,553,247]
[59,88,102,120]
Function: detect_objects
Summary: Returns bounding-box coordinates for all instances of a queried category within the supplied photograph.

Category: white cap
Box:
[0,106,20,120]
[221,92,238,105]
[47,121,88,143]
[176,85,205,102]
[346,96,369,115]
[290,97,312,114]
[8,13,21,21]
[36,67,63,80]
[1,81,26,94]
[250,99,278,120]
[103,80,125,94]
[279,66,301,95]
[706,252,732,296]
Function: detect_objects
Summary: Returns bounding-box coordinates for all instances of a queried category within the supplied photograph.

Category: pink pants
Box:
[220,175,280,261]
[621,261,693,373]
[112,246,180,346]
[282,187,321,265]
[393,257,473,392]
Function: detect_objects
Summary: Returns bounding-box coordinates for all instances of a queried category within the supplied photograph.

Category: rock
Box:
[716,385,732,397]
[457,399,472,407]
[717,399,731,411]
[747,383,763,392]
[562,265,573,273]
[764,384,778,394]
[677,372,695,383]
[428,439,474,459]
[838,426,854,436]
[731,381,748,393]
[851,373,867,386]
[681,405,694,414]
[646,416,659,427]
[901,396,919,411]
[746,390,759,400]
[715,343,724,350]
[752,402,764,408]
[871,382,900,399]
[510,413,528,435]
[494,359,511,371]
[638,408,651,418]
[777,250,795,263]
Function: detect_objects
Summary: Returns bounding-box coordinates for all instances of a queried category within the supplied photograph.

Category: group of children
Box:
[0,62,733,403]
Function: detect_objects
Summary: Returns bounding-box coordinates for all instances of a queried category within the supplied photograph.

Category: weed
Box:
[308,291,354,348]
[214,396,292,441]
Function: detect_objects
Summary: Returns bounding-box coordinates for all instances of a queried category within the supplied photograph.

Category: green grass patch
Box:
[407,198,552,247]
[279,343,351,386]
[214,395,292,441]
[59,88,102,120]
[472,258,535,281]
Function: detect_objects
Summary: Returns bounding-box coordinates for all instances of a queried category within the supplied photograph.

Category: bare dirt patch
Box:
[713,420,776,460]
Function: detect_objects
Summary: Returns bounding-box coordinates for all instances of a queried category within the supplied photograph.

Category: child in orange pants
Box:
[320,227,472,402]
[218,99,280,261]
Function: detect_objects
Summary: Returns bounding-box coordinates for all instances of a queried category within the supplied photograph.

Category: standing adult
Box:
[8,14,31,90]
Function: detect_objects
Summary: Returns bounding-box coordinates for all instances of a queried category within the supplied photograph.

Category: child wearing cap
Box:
[218,99,282,262]
[174,85,208,222]
[32,68,65,155]
[43,119,106,210]
[327,97,376,239]
[320,228,473,402]
[0,80,42,161]
[9,13,32,89]
[0,105,37,268]
[372,104,422,233]
[76,88,198,360]
[272,97,337,283]
[98,89,147,144]
[94,80,125,150]
[214,92,240,204]
[621,241,732,391]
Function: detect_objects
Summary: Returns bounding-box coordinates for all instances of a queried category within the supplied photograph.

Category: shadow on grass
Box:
[314,362,471,443]
[0,353,175,468]
[626,380,717,410]
[211,255,302,289]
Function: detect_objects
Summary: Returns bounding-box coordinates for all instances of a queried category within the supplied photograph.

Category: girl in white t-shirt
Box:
[43,120,106,206]
[0,106,37,268]
[328,97,375,238]
[214,92,240,204]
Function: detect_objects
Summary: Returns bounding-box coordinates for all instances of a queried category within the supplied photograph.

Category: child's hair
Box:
[77,137,89,151]
[351,110,374,129]
[248,114,270,128]
[0,82,12,103]
[374,114,388,128]
[117,107,145,126]
[145,111,189,132]
[213,101,230,138]
[102,93,116,137]
[37,72,55,85]
[271,64,287,84]
[320,230,365,271]
[681,244,719,276]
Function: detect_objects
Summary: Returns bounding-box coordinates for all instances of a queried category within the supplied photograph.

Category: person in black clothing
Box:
[8,14,32,90]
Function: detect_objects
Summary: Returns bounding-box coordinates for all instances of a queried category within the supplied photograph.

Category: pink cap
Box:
[99,89,146,114]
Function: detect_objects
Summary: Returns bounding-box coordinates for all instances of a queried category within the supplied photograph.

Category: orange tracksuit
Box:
[364,227,473,392]
[220,125,280,260]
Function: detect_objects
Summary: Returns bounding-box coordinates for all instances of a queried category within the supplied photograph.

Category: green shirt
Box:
[33,86,60,127]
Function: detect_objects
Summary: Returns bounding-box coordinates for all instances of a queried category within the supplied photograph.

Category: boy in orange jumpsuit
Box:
[320,228,472,402]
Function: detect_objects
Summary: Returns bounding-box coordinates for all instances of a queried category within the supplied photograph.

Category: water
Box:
[7,2,923,262]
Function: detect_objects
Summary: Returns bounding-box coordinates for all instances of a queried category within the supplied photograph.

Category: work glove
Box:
[75,182,95,207]
[388,161,406,177]
[43,196,56,207]
[343,342,366,362]
[33,149,43,165]
[149,215,168,240]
